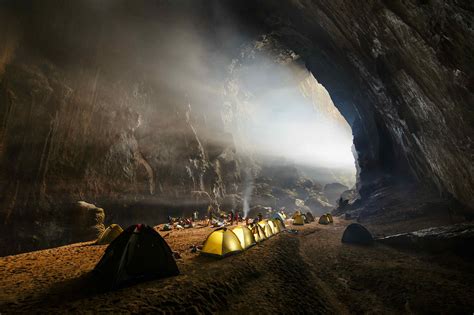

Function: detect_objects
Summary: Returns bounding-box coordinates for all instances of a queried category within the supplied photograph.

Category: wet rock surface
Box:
[377,223,474,259]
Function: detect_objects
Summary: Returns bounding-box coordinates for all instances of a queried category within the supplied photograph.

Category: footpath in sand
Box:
[1,218,474,313]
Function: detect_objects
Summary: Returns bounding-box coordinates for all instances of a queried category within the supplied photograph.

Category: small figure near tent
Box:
[94,224,179,289]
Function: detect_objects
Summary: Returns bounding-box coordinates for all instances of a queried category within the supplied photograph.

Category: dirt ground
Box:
[1,218,474,314]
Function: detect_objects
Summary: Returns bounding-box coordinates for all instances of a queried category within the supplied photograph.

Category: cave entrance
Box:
[220,40,357,215]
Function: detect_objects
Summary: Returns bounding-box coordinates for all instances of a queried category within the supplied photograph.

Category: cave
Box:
[0,1,473,313]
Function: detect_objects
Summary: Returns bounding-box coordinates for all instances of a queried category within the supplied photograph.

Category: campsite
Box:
[1,216,474,314]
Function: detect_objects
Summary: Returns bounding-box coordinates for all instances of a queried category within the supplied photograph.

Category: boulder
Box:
[70,201,106,242]
[376,223,474,258]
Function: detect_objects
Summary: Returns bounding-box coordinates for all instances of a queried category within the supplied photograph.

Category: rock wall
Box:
[241,0,473,210]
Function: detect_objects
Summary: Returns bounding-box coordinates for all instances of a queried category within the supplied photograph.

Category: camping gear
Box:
[267,220,277,234]
[94,224,179,288]
[318,214,331,225]
[305,212,315,223]
[273,219,285,231]
[272,212,286,226]
[249,223,267,242]
[271,219,281,233]
[293,214,305,225]
[326,213,334,223]
[161,224,172,231]
[342,223,373,245]
[96,224,123,245]
[292,211,301,219]
[201,228,243,257]
[258,220,274,238]
[232,226,256,249]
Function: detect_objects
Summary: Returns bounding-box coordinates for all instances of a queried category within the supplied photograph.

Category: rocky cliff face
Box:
[241,0,473,210]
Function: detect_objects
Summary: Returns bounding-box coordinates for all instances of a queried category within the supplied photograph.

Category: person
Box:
[193,210,199,222]
[208,205,213,226]
[229,210,234,225]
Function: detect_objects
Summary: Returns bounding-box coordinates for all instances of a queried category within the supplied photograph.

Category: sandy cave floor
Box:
[1,218,474,314]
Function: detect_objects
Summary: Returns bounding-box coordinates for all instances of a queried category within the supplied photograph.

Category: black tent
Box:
[94,224,179,288]
[305,212,315,223]
[341,223,373,245]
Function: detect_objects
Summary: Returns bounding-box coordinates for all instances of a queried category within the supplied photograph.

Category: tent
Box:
[292,211,301,219]
[271,219,281,233]
[258,220,274,238]
[318,214,330,225]
[273,218,285,231]
[201,228,243,257]
[267,220,277,234]
[272,212,286,226]
[293,214,305,225]
[96,224,123,245]
[94,224,179,288]
[232,226,256,249]
[249,223,267,242]
[326,213,334,223]
[341,223,373,245]
[305,212,315,223]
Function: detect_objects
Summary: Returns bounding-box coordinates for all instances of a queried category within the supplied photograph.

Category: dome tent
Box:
[201,228,243,257]
[341,223,373,245]
[271,219,282,233]
[305,212,315,223]
[94,224,179,289]
[318,214,331,225]
[249,223,267,242]
[232,226,256,249]
[293,214,305,225]
[258,220,275,238]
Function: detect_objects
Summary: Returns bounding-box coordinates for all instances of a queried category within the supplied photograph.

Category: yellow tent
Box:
[326,213,334,223]
[232,226,256,249]
[258,220,274,238]
[318,214,330,225]
[271,219,281,233]
[274,219,285,231]
[292,211,301,219]
[249,223,267,242]
[293,214,305,225]
[96,224,123,245]
[201,228,243,257]
[267,220,278,234]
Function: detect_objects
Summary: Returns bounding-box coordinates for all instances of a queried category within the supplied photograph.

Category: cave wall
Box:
[0,0,473,255]
[241,0,473,208]
[0,1,246,255]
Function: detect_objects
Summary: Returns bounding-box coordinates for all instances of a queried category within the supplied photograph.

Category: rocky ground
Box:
[1,218,473,314]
